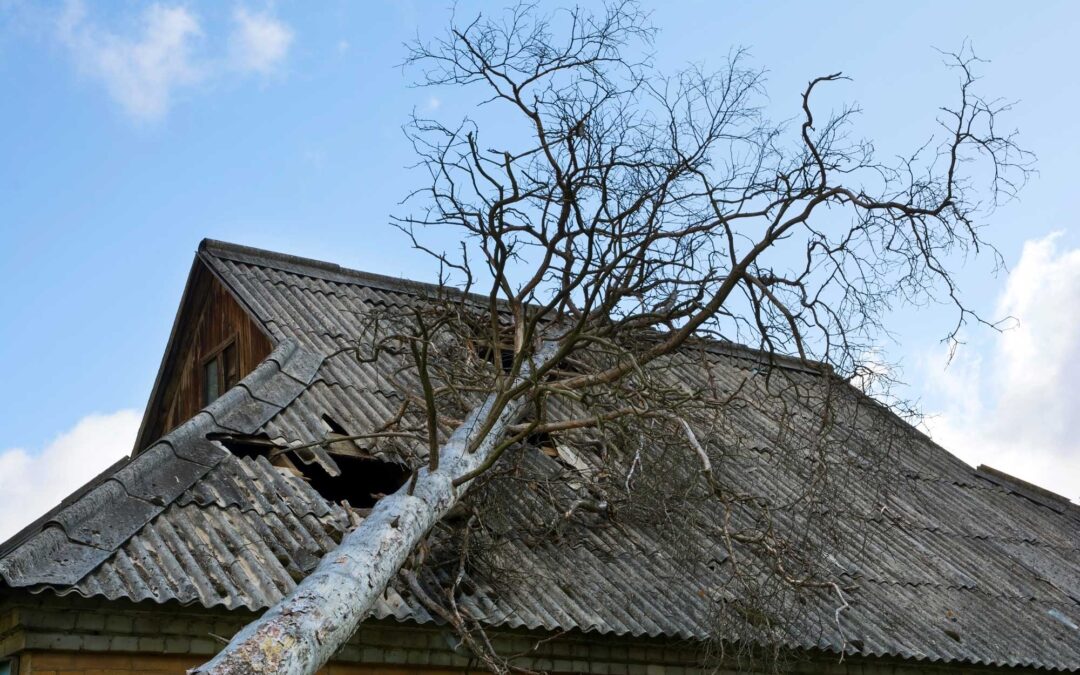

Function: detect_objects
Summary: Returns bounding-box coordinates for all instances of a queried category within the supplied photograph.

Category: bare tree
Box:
[193,3,1029,673]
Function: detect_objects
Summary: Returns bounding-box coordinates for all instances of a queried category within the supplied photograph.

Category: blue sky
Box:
[1,1,1079,535]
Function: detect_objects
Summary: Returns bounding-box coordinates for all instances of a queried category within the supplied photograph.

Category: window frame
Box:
[201,334,240,406]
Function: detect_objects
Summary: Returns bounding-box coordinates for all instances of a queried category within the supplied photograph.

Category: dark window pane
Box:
[203,357,220,406]
[223,342,239,389]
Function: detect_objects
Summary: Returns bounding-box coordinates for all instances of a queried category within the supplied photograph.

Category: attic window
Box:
[203,339,239,406]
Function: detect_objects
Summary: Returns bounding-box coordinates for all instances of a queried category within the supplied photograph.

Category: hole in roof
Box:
[321,414,349,437]
[474,340,516,374]
[211,429,410,509]
[527,430,560,458]
[298,454,410,509]
[208,433,277,459]
[467,319,519,374]
[527,430,596,483]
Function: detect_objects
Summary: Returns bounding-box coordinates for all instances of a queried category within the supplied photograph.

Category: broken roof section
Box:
[1,239,1079,671]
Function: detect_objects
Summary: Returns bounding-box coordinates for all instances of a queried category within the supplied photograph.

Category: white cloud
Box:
[58,1,203,121]
[922,232,1080,501]
[56,2,295,121]
[0,410,139,542]
[229,7,292,75]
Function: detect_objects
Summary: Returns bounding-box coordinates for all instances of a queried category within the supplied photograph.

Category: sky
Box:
[0,0,1078,538]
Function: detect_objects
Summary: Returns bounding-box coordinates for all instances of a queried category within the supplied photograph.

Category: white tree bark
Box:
[190,349,553,674]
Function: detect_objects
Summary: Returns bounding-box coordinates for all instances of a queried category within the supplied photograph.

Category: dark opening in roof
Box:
[209,433,276,459]
[474,339,516,374]
[299,453,410,509]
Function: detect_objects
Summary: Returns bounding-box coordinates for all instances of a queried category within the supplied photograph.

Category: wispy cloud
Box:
[58,1,203,121]
[0,409,138,542]
[56,2,294,122]
[922,232,1080,500]
[229,6,292,75]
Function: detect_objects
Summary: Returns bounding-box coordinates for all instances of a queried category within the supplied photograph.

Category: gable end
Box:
[134,255,274,451]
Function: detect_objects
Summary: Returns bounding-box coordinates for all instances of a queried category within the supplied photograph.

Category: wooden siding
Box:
[140,263,273,446]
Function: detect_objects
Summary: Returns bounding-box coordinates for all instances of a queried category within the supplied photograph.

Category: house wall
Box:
[0,594,1056,675]
[141,264,273,446]
[13,652,461,674]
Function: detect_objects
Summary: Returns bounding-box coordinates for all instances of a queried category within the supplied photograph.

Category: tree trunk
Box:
[190,350,552,674]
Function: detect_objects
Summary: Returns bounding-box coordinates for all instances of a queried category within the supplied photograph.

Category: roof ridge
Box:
[199,238,444,298]
[198,238,827,375]
[976,464,1079,514]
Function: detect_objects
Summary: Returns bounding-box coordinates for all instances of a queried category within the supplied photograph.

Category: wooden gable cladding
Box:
[135,260,273,451]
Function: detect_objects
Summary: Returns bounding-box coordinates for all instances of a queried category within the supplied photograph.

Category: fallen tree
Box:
[192,3,1029,673]
[192,343,557,672]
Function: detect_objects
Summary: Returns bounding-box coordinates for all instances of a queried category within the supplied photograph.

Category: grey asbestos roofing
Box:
[1,239,1078,671]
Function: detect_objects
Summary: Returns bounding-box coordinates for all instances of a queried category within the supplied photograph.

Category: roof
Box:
[2,239,1079,670]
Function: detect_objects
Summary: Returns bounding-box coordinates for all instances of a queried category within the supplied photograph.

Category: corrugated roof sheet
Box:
[2,239,1078,670]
